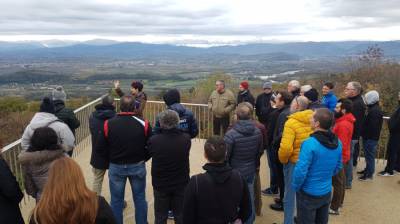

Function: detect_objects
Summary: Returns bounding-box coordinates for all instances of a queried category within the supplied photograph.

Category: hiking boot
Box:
[261,188,278,196]
[270,202,284,211]
[358,174,373,181]
[274,198,282,204]
[329,208,340,215]
[357,170,366,175]
[168,211,174,220]
[378,171,394,177]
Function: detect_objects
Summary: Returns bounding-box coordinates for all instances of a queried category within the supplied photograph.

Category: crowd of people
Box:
[0,78,399,224]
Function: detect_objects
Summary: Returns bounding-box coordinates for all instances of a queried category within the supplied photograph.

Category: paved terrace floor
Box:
[21,138,400,224]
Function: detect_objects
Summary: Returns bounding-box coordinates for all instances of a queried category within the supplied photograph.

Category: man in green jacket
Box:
[208,80,236,135]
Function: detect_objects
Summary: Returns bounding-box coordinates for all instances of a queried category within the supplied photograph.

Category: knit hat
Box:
[240,81,249,90]
[304,88,319,102]
[52,86,66,102]
[263,81,272,89]
[163,89,181,106]
[365,90,379,105]
[40,97,56,114]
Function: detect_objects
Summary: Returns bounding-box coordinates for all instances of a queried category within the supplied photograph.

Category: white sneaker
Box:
[329,208,340,215]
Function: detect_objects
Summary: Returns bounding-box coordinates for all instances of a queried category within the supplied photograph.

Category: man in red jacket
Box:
[330,98,355,215]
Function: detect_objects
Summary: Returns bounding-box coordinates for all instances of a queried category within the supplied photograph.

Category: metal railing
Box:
[0,94,393,207]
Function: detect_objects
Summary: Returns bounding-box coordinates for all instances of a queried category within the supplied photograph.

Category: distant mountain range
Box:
[1,40,400,59]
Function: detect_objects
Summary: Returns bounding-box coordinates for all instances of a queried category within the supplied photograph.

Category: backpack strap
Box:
[104,120,109,139]
[132,116,149,137]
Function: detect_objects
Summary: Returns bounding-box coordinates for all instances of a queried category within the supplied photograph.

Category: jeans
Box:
[330,167,345,210]
[244,175,255,224]
[266,147,278,191]
[92,167,106,195]
[296,191,331,224]
[212,115,230,136]
[345,140,358,187]
[109,162,148,224]
[364,139,378,177]
[283,162,296,224]
[154,186,184,224]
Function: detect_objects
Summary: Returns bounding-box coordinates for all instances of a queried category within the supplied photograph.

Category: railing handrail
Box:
[114,98,209,107]
[1,94,107,153]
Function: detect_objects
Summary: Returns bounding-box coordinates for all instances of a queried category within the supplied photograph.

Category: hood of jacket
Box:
[311,131,339,149]
[93,104,116,120]
[336,113,356,124]
[203,162,233,184]
[163,89,180,106]
[168,103,187,116]
[288,109,313,125]
[18,149,65,165]
[53,100,66,113]
[233,120,256,136]
[28,112,60,129]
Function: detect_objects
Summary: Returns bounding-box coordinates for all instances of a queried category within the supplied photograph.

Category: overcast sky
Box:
[0,0,399,44]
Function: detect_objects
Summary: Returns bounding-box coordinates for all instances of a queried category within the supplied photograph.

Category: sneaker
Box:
[378,171,394,177]
[168,211,174,220]
[270,203,284,211]
[261,188,278,196]
[329,208,340,215]
[357,170,366,175]
[358,175,373,181]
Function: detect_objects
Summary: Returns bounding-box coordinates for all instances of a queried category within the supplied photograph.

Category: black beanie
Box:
[163,89,181,106]
[304,88,319,102]
[40,97,56,114]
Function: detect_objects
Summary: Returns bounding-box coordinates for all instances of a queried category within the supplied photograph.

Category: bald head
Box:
[291,96,309,112]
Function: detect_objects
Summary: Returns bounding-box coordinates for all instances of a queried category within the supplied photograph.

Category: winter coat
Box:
[18,149,66,199]
[237,90,255,107]
[362,103,384,141]
[322,92,338,112]
[278,109,314,164]
[224,120,263,178]
[98,112,152,164]
[153,103,198,138]
[89,104,116,169]
[182,163,251,224]
[0,157,24,224]
[255,92,273,124]
[388,106,400,134]
[21,112,75,151]
[272,106,291,151]
[333,113,355,164]
[115,87,147,118]
[267,108,279,147]
[292,131,342,196]
[53,100,80,135]
[148,128,191,191]
[348,94,366,140]
[208,89,236,118]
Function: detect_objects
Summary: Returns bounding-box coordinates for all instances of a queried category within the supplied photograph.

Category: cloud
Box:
[0,0,399,43]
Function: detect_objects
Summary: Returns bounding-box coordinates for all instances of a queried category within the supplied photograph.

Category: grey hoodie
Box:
[21,112,75,151]
[18,149,66,199]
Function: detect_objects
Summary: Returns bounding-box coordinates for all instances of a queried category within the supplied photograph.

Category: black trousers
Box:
[213,116,230,136]
[154,186,184,224]
[272,147,284,201]
[353,139,360,166]
[385,133,400,173]
[297,191,331,224]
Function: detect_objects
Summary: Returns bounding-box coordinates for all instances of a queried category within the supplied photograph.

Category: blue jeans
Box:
[364,139,378,177]
[283,162,296,224]
[109,162,148,224]
[244,175,255,224]
[266,147,278,191]
[296,190,331,224]
[345,140,358,187]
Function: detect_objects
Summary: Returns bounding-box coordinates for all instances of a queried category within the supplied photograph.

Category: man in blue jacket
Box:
[154,89,199,138]
[292,108,342,224]
[321,82,338,112]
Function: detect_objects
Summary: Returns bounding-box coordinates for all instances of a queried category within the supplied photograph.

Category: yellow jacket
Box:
[278,109,313,164]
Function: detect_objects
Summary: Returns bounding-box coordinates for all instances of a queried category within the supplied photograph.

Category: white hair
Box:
[301,85,312,93]
[289,80,300,88]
